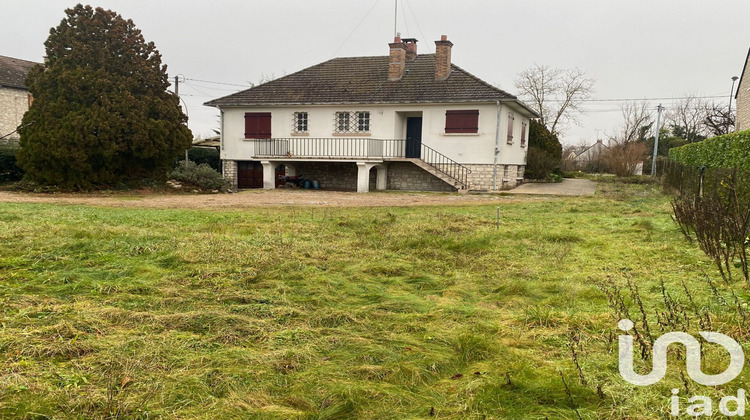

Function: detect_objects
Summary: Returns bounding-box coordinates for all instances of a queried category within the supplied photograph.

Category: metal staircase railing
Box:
[418,143,471,188]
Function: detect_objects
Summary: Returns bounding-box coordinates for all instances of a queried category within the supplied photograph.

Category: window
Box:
[520,121,527,147]
[506,113,515,144]
[445,110,479,133]
[334,111,370,133]
[293,112,308,133]
[244,112,271,139]
[357,111,370,132]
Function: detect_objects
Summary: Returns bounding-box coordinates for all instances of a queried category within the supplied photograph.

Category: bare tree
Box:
[617,101,654,143]
[703,101,734,137]
[514,64,595,136]
[666,94,707,142]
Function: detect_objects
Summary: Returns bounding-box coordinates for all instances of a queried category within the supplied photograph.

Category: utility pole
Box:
[174,75,188,162]
[651,104,664,177]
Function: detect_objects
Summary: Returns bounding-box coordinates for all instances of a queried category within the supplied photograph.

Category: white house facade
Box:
[206,36,538,192]
[736,47,750,132]
[0,55,38,142]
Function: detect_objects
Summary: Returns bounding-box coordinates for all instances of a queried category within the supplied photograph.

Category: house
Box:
[0,55,39,142]
[205,35,539,192]
[571,139,609,166]
[736,47,750,131]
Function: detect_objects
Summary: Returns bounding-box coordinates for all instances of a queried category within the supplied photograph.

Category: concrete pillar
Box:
[356,162,371,193]
[375,163,387,190]
[261,160,276,190]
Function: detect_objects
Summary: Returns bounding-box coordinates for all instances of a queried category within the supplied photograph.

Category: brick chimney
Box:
[403,38,418,61]
[434,35,453,81]
[388,36,406,81]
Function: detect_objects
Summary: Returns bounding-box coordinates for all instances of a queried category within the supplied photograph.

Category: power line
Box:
[331,0,382,58]
[405,0,431,53]
[183,81,243,92]
[184,77,251,88]
[545,94,726,103]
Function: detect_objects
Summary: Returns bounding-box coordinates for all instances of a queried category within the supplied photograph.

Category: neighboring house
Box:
[0,55,39,142]
[205,35,538,192]
[736,47,750,131]
[192,136,220,151]
[570,139,609,167]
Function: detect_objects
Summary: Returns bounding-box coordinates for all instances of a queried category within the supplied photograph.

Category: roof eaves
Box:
[206,98,530,107]
[736,47,750,100]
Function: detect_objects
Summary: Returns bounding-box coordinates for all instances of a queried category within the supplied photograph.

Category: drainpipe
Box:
[493,101,501,190]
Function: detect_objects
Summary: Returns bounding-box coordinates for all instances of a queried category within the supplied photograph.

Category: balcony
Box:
[246,137,408,160]
[242,137,470,189]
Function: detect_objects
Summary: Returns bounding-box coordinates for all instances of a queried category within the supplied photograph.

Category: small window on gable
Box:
[334,111,370,133]
[520,121,527,147]
[507,113,515,144]
[445,110,479,133]
[293,112,308,133]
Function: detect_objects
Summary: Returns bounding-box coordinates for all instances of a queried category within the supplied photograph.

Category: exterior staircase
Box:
[386,158,470,192]
[385,141,472,192]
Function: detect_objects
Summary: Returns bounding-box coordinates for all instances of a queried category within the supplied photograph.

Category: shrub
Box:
[665,162,750,283]
[524,146,559,180]
[186,148,220,171]
[669,129,750,168]
[601,141,648,177]
[170,160,228,192]
[0,144,24,182]
[525,121,562,180]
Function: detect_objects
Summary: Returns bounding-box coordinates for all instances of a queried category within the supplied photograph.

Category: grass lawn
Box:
[0,181,747,419]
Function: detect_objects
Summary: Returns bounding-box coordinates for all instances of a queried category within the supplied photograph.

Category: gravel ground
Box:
[0,189,525,209]
[503,178,597,196]
[0,181,596,209]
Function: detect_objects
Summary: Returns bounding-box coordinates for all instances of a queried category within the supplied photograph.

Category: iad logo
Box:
[618,319,744,386]
[618,319,746,416]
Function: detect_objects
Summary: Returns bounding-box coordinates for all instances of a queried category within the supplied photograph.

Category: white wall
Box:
[218,102,531,166]
[0,87,30,140]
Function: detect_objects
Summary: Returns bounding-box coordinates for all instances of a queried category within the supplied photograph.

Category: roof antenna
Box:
[394,0,398,38]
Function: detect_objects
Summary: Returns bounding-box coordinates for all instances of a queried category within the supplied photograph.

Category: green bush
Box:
[669,129,750,168]
[186,148,220,171]
[525,121,563,180]
[525,146,559,180]
[170,160,228,192]
[0,144,24,182]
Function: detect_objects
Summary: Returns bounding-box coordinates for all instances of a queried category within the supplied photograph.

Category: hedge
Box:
[669,129,750,168]
[0,144,24,182]
[187,147,220,171]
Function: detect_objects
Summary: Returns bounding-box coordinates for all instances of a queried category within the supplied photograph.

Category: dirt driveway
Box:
[0,189,521,209]
[504,179,597,196]
[0,180,597,209]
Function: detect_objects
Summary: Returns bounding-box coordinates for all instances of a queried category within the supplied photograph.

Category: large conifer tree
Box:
[18,4,192,188]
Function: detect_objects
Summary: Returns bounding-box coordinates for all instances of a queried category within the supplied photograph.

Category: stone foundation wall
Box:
[223,160,238,191]
[463,164,525,190]
[221,159,469,192]
[0,88,30,141]
[292,161,368,191]
[387,162,456,192]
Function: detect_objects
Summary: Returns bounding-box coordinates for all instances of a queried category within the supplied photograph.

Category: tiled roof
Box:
[0,55,40,90]
[205,54,538,116]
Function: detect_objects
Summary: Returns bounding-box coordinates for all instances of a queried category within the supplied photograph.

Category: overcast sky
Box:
[3,0,750,145]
